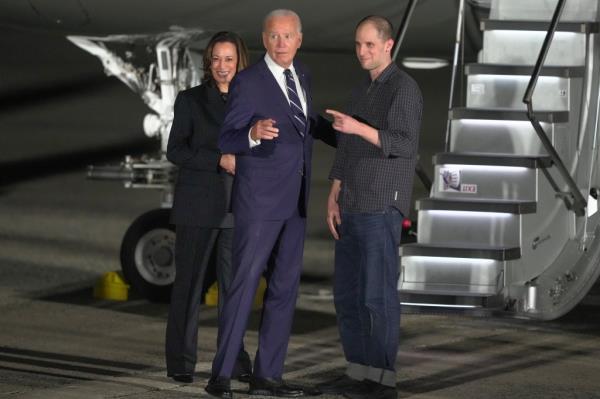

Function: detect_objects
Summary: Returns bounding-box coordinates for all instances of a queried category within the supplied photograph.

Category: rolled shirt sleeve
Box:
[378,78,423,159]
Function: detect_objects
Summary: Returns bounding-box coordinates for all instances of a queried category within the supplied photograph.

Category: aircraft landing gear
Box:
[74,32,218,303]
[120,208,175,302]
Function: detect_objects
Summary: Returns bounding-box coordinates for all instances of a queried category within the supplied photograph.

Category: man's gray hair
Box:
[263,9,302,33]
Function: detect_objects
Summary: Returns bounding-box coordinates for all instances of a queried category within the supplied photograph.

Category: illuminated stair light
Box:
[440,164,529,173]
[458,119,543,128]
[471,75,563,84]
[407,256,496,266]
[400,302,478,309]
[490,30,579,41]
[426,210,514,218]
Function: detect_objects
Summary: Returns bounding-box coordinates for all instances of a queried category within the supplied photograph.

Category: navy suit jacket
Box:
[167,84,234,227]
[219,57,321,221]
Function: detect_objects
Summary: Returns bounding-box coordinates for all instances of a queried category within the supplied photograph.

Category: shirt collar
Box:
[371,62,397,84]
[264,53,297,76]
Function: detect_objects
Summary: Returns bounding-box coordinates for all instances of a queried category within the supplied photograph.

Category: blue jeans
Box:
[334,207,402,386]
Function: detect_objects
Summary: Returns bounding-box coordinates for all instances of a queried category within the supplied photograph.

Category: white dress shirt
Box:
[249,53,307,147]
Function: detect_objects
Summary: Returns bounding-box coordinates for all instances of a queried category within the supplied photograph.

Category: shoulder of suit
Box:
[227,62,266,93]
[180,83,214,96]
[236,60,264,79]
[293,59,310,77]
[189,83,219,102]
[176,84,221,113]
[174,86,196,104]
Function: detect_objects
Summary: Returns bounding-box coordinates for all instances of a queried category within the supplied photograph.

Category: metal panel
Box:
[466,74,571,111]
[417,210,522,247]
[491,0,599,22]
[400,256,504,296]
[482,30,586,66]
[417,198,536,213]
[432,164,538,201]
[449,119,566,156]
[434,153,552,168]
[465,64,585,78]
[400,243,521,260]
[450,108,569,123]
[482,20,598,33]
[399,282,499,296]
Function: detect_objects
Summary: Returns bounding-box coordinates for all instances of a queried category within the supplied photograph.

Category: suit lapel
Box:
[194,84,225,123]
[258,59,306,138]
[258,59,293,117]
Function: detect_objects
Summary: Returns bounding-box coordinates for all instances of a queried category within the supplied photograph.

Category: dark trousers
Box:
[333,207,402,386]
[165,226,250,375]
[211,211,306,379]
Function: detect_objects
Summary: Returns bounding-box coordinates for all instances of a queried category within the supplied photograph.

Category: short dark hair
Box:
[202,31,249,84]
[356,15,394,41]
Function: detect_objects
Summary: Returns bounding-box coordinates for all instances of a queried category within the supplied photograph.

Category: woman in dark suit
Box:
[165,31,251,384]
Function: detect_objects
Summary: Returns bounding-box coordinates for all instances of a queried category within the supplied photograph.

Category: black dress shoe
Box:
[249,377,304,397]
[167,373,193,383]
[205,376,233,399]
[343,380,397,399]
[316,374,363,394]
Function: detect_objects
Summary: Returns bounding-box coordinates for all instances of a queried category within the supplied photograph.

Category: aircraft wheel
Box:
[120,209,175,302]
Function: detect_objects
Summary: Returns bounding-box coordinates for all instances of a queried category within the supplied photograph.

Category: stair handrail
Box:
[522,0,587,216]
[391,0,434,192]
[444,0,466,152]
[391,0,418,62]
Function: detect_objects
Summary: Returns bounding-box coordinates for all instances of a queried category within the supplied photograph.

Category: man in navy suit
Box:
[205,9,334,399]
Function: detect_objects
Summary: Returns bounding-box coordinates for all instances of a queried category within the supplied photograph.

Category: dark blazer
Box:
[167,84,233,228]
[219,58,330,221]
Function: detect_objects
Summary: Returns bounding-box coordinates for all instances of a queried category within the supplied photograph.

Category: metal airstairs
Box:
[399,0,600,319]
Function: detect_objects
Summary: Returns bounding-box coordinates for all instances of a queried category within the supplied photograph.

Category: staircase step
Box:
[434,153,552,168]
[465,63,585,78]
[400,244,513,297]
[399,294,498,311]
[416,198,537,214]
[466,65,574,111]
[417,199,527,247]
[449,108,567,156]
[481,20,590,66]
[449,108,568,123]
[481,19,599,33]
[401,243,521,260]
[432,153,546,201]
[491,0,599,23]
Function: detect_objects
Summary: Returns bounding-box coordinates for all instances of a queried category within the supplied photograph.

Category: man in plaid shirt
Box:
[317,15,422,399]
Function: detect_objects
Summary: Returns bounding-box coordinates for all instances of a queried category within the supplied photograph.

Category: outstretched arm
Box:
[324,81,422,158]
[325,109,379,147]
[311,115,337,148]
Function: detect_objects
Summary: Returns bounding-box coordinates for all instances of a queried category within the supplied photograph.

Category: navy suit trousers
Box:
[211,211,306,379]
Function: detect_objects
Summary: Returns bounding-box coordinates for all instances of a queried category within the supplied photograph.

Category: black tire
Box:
[120,208,175,302]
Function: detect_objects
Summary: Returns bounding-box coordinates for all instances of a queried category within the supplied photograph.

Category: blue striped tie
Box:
[284,69,306,136]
